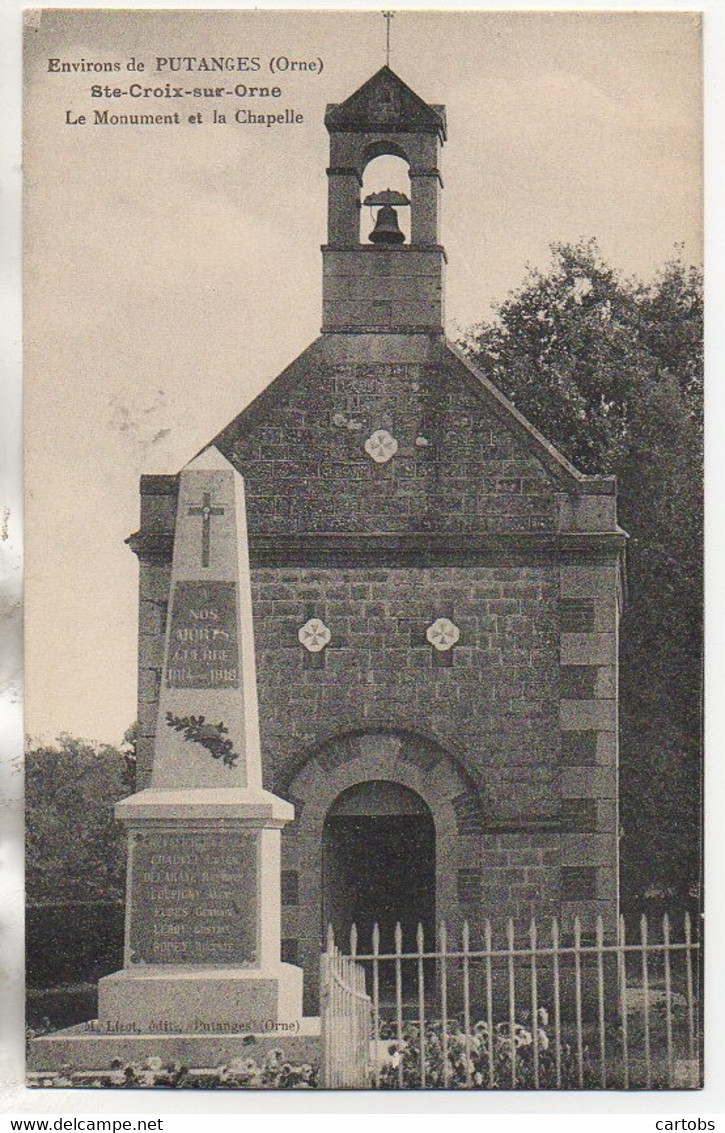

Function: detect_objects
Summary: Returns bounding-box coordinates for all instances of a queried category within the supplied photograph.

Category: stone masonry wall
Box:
[216,356,558,536]
[251,564,560,819]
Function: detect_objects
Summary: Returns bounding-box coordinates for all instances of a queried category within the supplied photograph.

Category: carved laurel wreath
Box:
[165,712,239,769]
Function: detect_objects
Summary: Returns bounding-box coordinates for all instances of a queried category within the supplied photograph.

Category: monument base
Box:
[109,787,304,1028]
[27,1020,321,1075]
[97,963,304,1032]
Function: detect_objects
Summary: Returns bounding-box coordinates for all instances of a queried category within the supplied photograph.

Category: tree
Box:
[120,720,138,793]
[461,240,703,904]
[25,733,130,903]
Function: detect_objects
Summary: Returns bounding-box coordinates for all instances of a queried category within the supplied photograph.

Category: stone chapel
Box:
[128,66,626,1012]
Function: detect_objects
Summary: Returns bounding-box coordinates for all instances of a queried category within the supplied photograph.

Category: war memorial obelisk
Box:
[29,446,310,1069]
[96,446,304,1033]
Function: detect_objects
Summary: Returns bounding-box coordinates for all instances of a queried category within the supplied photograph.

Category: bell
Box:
[369,203,405,245]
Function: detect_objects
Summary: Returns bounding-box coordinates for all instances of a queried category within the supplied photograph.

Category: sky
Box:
[22,8,702,745]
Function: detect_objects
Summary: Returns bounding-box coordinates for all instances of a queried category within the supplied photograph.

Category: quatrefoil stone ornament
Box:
[426,617,461,652]
[298,617,332,653]
[364,428,399,464]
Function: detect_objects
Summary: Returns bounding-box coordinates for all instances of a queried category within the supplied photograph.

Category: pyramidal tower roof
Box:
[325,65,446,139]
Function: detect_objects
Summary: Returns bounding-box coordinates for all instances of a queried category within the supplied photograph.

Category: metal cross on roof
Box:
[382,11,394,67]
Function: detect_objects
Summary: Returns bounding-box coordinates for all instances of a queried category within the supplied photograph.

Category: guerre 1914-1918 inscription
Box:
[129,832,257,965]
[166,581,239,688]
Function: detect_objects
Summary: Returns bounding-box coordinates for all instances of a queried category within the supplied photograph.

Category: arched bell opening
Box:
[359,154,411,246]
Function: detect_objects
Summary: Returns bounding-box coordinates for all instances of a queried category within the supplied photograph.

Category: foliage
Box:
[28,1050,319,1090]
[375,1012,607,1089]
[120,721,138,793]
[374,1006,696,1090]
[461,241,703,903]
[25,734,130,903]
[461,241,702,471]
[165,713,239,769]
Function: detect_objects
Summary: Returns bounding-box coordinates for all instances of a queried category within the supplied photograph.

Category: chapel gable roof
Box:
[325,65,446,139]
[210,335,614,501]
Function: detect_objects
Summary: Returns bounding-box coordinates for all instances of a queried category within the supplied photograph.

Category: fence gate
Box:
[321,927,372,1088]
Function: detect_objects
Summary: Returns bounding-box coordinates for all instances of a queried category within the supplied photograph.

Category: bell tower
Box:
[322,66,447,334]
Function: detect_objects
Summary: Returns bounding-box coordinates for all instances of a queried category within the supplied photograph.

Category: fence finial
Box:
[326,922,335,953]
[573,914,582,947]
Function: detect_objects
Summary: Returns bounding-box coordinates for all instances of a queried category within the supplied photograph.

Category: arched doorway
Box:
[282,728,484,1011]
[322,780,435,956]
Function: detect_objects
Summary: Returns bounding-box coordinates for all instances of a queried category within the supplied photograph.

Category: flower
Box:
[136,1070,158,1087]
[494,1022,532,1050]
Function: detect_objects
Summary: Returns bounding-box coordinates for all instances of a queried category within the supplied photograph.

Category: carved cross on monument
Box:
[187,491,224,567]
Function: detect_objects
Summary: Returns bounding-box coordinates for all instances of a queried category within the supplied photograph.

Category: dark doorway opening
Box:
[322,780,436,966]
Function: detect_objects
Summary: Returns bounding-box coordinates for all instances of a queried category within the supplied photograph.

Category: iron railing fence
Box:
[320,927,372,1088]
[321,912,701,1090]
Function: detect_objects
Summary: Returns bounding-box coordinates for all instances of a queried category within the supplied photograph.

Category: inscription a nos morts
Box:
[166,581,239,688]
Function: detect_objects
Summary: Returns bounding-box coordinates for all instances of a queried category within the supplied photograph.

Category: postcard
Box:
[22,8,703,1093]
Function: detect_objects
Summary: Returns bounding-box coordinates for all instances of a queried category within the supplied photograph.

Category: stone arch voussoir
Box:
[281,725,488,837]
[361,138,411,168]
